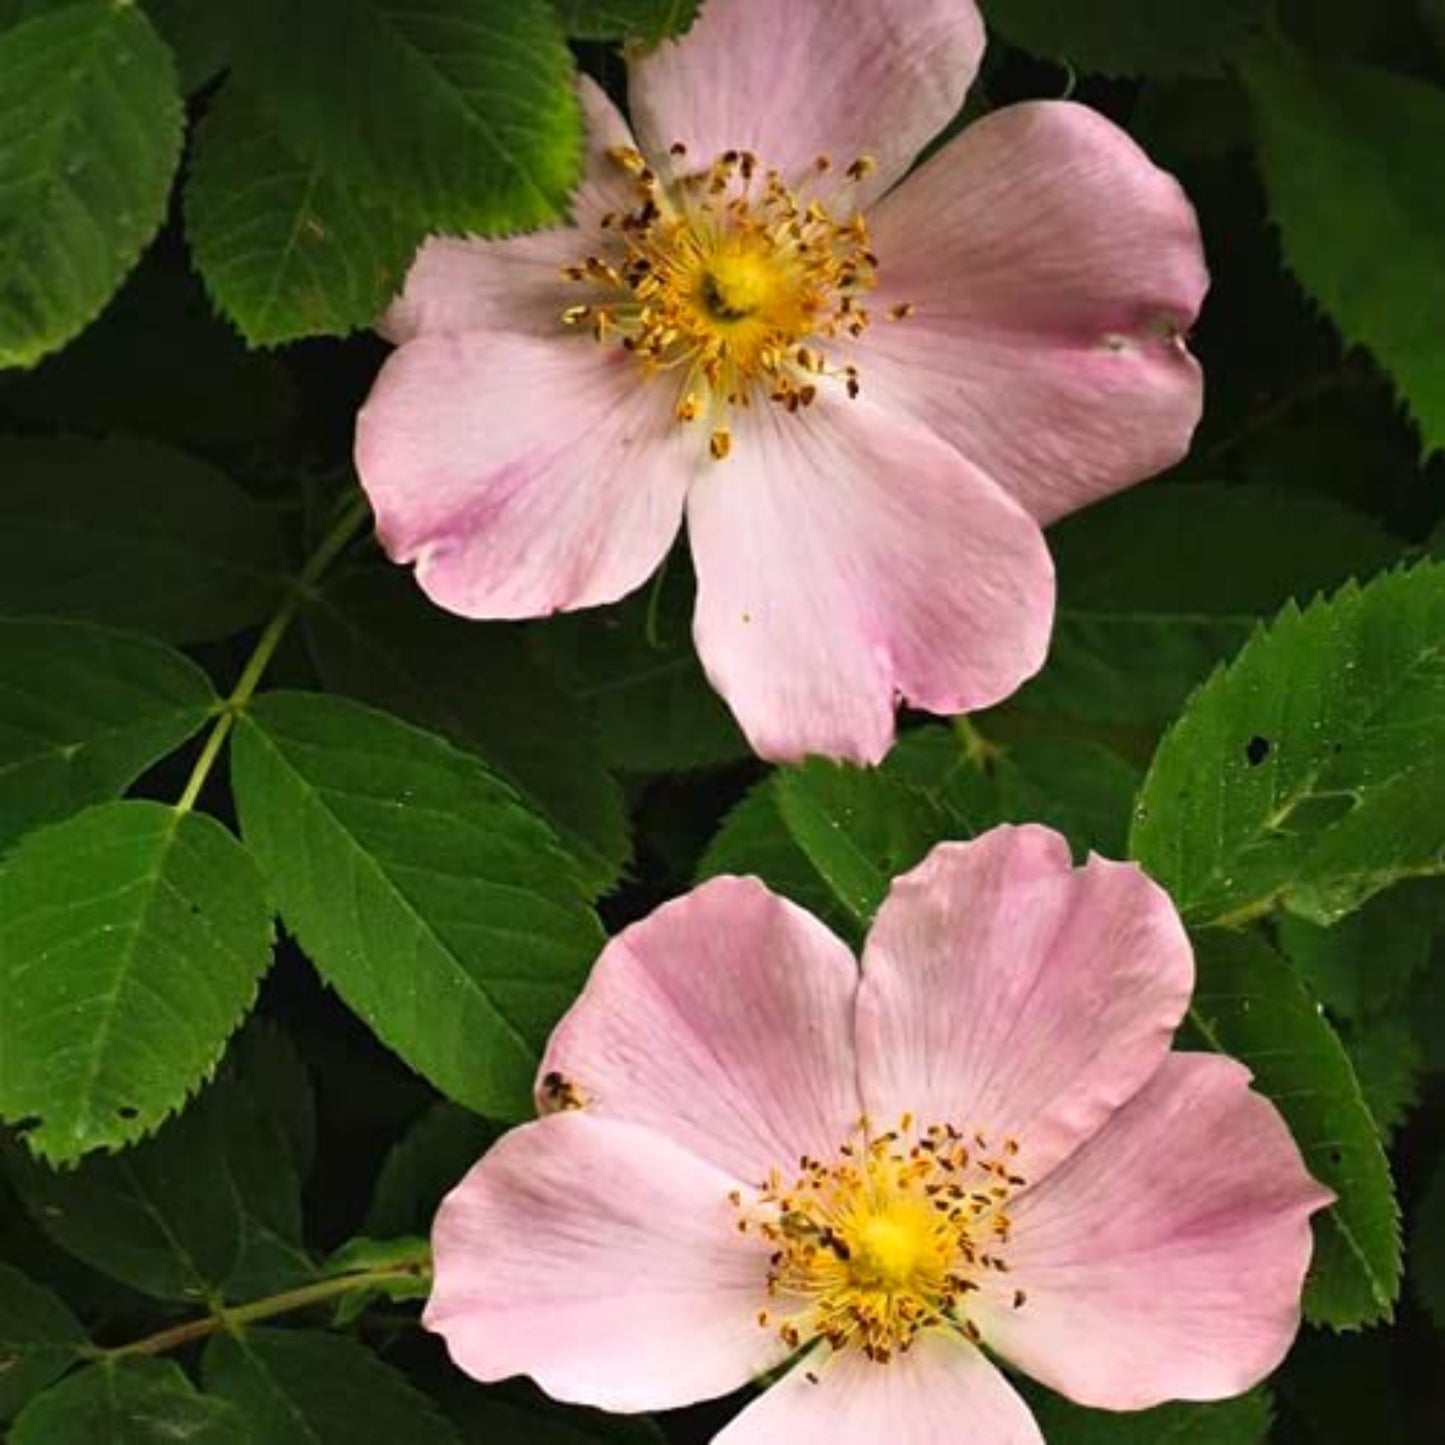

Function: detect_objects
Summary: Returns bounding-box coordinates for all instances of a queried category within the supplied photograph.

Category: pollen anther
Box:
[560,143,881,454]
[734,1118,1027,1366]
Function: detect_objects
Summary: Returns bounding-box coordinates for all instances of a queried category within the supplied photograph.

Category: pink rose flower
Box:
[426,826,1329,1443]
[356,0,1207,764]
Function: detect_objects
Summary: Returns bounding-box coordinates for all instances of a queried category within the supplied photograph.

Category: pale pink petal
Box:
[860,101,1208,525]
[381,79,638,344]
[629,0,984,206]
[715,1335,1044,1445]
[686,395,1054,765]
[426,1112,785,1412]
[979,1054,1333,1409]
[539,876,861,1184]
[355,333,692,618]
[857,828,1194,1179]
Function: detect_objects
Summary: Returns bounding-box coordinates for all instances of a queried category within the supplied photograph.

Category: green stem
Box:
[94,1259,432,1360]
[175,495,371,814]
[952,714,1001,772]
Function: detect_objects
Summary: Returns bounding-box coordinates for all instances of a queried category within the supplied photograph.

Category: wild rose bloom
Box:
[427,826,1330,1443]
[355,0,1208,765]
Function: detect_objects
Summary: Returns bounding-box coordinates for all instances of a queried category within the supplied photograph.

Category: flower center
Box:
[561,145,906,460]
[733,1118,1028,1365]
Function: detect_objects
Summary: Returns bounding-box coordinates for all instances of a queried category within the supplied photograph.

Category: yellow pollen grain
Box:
[559,142,879,455]
[735,1118,1028,1365]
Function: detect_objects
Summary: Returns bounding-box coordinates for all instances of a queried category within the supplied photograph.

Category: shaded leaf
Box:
[1240,38,1445,450]
[232,692,603,1120]
[1131,564,1445,927]
[220,0,581,236]
[444,1380,666,1444]
[0,2,183,366]
[529,557,748,773]
[0,437,287,644]
[187,86,421,347]
[984,0,1267,76]
[10,1358,246,1445]
[2,1094,244,1302]
[1025,1384,1271,1444]
[306,568,629,896]
[1017,484,1399,728]
[0,1263,87,1421]
[365,1101,496,1238]
[204,1328,459,1445]
[1187,930,1399,1328]
[0,619,217,852]
[1411,1146,1445,1330]
[0,801,274,1161]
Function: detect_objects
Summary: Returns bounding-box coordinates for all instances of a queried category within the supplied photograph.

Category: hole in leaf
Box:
[1245,735,1272,766]
[116,1105,140,1121]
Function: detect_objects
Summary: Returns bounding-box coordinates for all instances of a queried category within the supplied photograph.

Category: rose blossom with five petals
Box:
[355,0,1208,764]
[426,826,1331,1443]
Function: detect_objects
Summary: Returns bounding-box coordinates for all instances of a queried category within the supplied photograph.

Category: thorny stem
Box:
[90,1257,433,1360]
[174,494,372,814]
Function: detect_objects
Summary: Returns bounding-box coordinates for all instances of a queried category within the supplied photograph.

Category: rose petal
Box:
[979,1053,1333,1409]
[381,79,638,344]
[857,827,1195,1179]
[861,100,1208,525]
[355,331,692,618]
[686,394,1054,765]
[426,1111,784,1412]
[540,876,862,1184]
[629,0,984,206]
[715,1335,1044,1445]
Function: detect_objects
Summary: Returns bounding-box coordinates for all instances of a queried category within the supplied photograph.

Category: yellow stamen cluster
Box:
[732,1117,1027,1364]
[561,144,895,457]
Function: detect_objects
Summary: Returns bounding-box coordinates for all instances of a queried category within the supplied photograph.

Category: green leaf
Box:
[1025,1384,1271,1444]
[305,568,629,896]
[187,85,421,347]
[1238,38,1445,451]
[2,1093,244,1302]
[0,801,275,1161]
[1016,484,1399,728]
[700,732,1140,940]
[529,557,748,773]
[772,759,942,931]
[0,438,287,645]
[984,0,1267,76]
[204,1328,459,1445]
[220,0,581,236]
[699,760,942,942]
[0,619,217,852]
[0,1,183,366]
[551,0,697,40]
[321,1236,431,1323]
[0,1263,87,1421]
[1187,930,1400,1328]
[893,729,1142,860]
[10,1359,247,1445]
[232,691,604,1120]
[1131,564,1445,927]
[699,781,849,935]
[365,1101,496,1237]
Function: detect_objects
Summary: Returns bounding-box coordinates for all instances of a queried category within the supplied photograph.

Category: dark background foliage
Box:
[0,1,1443,1441]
